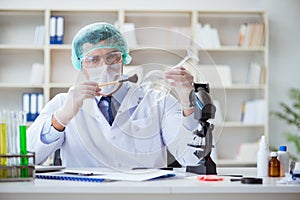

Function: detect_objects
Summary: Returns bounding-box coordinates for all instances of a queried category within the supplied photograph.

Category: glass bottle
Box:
[269,151,280,177]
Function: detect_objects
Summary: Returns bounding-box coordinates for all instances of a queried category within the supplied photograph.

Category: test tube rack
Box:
[0,152,35,182]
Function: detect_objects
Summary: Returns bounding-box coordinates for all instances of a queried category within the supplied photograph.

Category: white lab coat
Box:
[27,84,199,168]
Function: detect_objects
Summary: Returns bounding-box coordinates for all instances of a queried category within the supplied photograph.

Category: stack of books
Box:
[195,23,221,49]
[196,65,232,87]
[241,99,266,125]
[33,25,45,45]
[238,23,265,47]
[246,62,265,85]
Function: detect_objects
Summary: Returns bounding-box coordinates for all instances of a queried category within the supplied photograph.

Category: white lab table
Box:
[1,167,299,200]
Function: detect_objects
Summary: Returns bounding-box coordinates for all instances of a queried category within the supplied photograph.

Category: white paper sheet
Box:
[97,169,175,181]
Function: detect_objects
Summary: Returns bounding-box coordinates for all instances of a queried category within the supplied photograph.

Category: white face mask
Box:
[87,63,123,96]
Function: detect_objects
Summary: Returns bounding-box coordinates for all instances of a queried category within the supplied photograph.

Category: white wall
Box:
[262,0,300,159]
[1,0,300,158]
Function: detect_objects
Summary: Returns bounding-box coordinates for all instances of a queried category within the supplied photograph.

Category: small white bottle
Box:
[257,136,269,177]
[277,145,289,177]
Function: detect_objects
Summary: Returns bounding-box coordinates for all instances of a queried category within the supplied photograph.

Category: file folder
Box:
[49,16,64,44]
[56,16,64,44]
[49,16,56,44]
[22,93,44,122]
[22,93,30,117]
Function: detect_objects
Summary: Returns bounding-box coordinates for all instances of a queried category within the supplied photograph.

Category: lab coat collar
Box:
[95,82,129,104]
[117,84,145,112]
[112,82,130,104]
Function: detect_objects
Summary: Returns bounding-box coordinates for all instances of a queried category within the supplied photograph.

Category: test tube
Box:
[0,110,8,178]
[18,111,28,178]
[7,110,19,177]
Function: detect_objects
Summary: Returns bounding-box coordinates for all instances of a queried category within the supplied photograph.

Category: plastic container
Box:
[257,136,269,177]
[269,151,280,177]
[277,145,289,177]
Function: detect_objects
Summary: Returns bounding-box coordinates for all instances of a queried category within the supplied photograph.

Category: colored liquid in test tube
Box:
[0,124,7,177]
[19,111,28,178]
[0,111,8,178]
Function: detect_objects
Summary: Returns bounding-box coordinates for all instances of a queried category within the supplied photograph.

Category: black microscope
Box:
[186,83,217,175]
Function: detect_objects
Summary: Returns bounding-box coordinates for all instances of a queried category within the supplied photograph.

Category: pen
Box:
[64,171,94,176]
[230,177,263,184]
[230,178,242,182]
[132,167,174,171]
[219,174,243,177]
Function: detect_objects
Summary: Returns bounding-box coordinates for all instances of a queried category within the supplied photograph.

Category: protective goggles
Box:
[80,51,123,68]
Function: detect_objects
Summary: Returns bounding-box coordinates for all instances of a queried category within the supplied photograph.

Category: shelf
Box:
[49,83,73,88]
[0,83,44,88]
[49,44,72,50]
[130,44,265,52]
[129,45,191,51]
[197,46,265,51]
[216,159,256,167]
[214,121,264,128]
[198,10,266,15]
[0,44,44,50]
[211,84,265,90]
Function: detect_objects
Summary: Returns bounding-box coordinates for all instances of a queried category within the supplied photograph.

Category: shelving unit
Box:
[0,8,268,167]
[196,11,268,166]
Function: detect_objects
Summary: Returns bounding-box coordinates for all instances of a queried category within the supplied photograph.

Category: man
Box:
[27,22,199,169]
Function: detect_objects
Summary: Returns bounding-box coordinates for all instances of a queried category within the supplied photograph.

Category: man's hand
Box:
[164,66,194,116]
[55,81,101,127]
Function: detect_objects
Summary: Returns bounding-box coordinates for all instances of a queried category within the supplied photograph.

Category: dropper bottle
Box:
[269,152,280,177]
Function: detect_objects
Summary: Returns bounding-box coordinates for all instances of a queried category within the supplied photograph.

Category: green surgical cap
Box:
[71,22,132,70]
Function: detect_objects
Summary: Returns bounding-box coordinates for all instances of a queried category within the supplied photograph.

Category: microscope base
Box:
[186,156,217,175]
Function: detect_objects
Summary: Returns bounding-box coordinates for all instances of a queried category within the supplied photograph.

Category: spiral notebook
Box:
[35,172,105,182]
[35,169,175,182]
